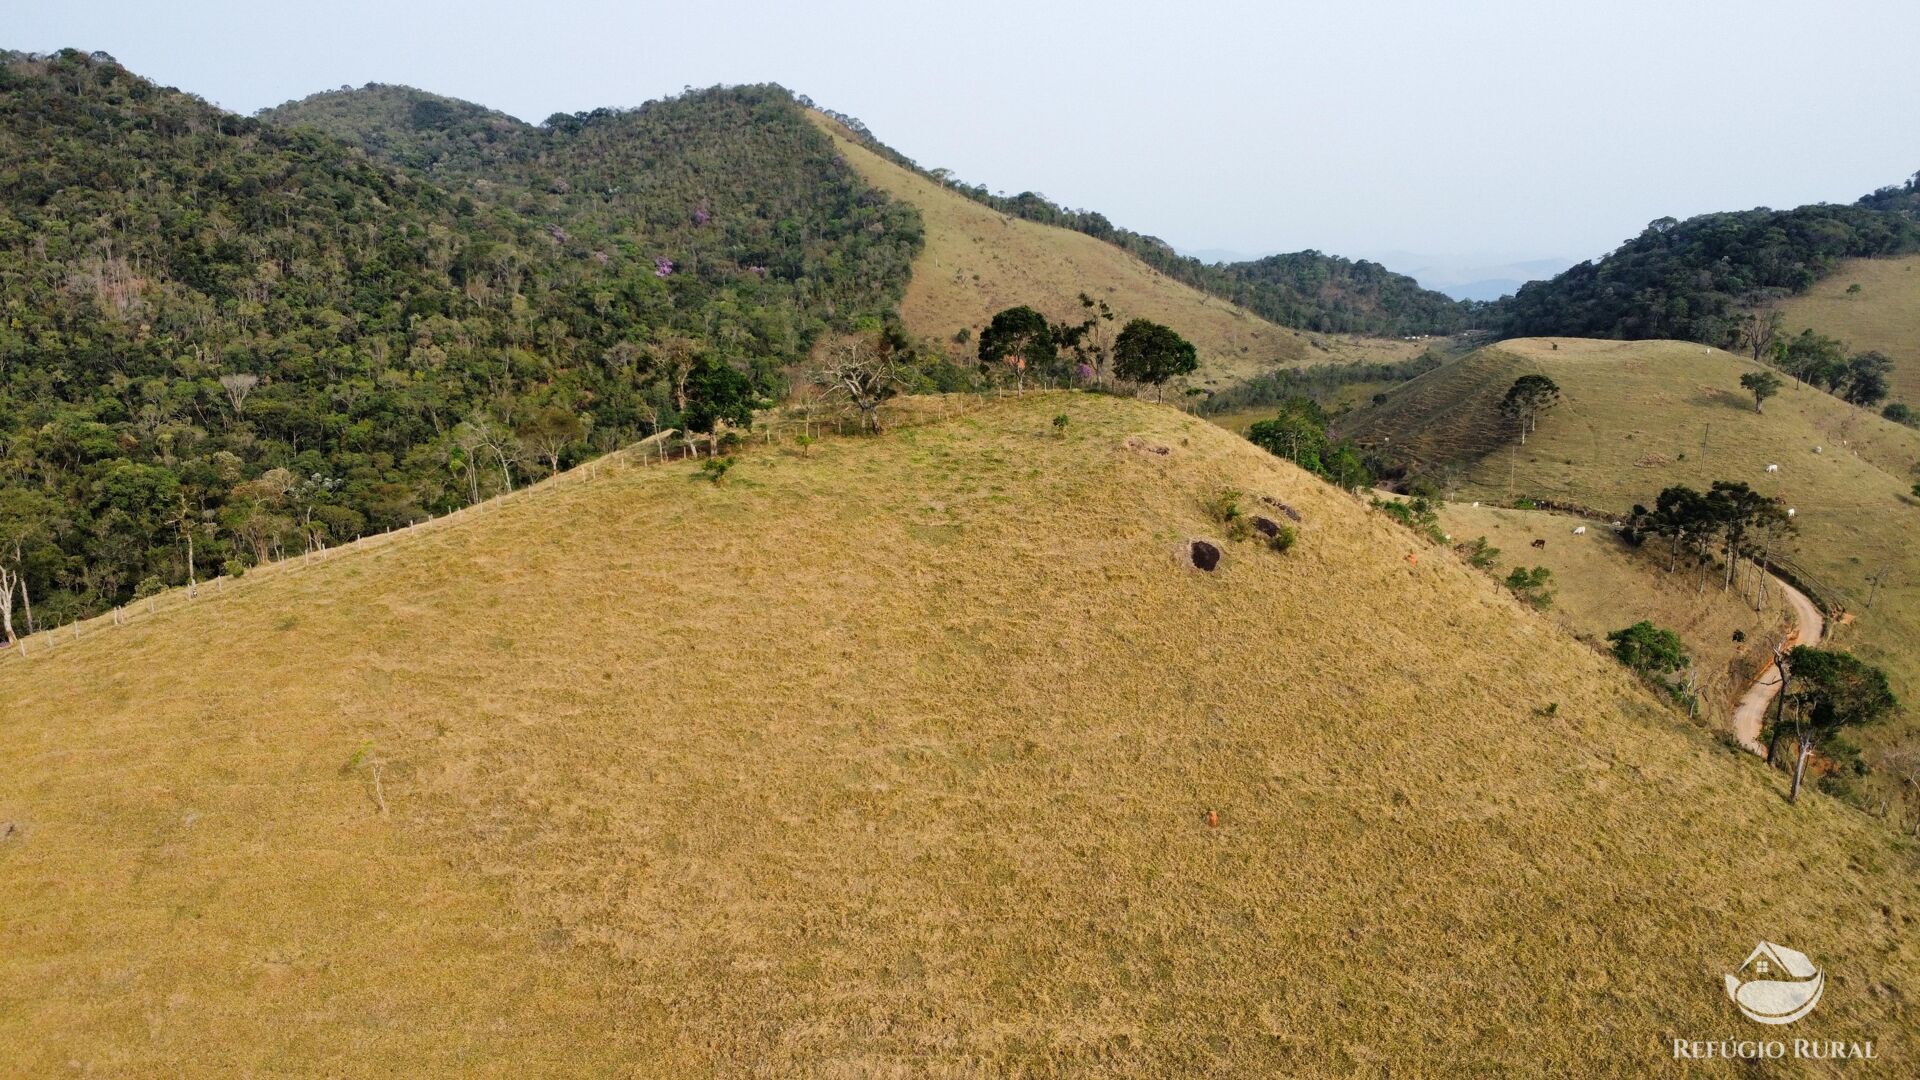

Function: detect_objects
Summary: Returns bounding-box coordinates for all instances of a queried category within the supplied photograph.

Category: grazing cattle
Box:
[1531,538,1547,549]
[1572,526,1587,535]
[1766,463,1779,473]
[1813,446,1823,454]
[1787,508,1797,518]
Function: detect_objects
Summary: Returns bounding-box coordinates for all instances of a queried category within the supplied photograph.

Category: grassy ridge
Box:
[812,109,1472,337]
[808,113,1427,390]
[1335,344,1532,468]
[1778,254,1920,407]
[1344,338,1920,713]
[3,392,1917,1073]
[1433,502,1790,730]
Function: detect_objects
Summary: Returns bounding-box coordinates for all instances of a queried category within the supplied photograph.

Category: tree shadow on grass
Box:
[1691,387,1755,413]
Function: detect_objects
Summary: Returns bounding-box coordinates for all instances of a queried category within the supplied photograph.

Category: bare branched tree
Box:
[457,411,519,494]
[812,334,904,434]
[0,489,57,642]
[649,336,703,412]
[218,372,259,416]
[164,494,206,597]
[518,406,588,475]
[1736,305,1784,364]
[1882,739,1920,838]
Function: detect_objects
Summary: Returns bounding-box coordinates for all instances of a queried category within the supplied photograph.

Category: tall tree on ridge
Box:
[978,306,1056,395]
[1500,374,1561,444]
[1112,318,1198,402]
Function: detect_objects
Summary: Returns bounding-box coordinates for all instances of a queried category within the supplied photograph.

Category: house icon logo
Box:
[1724,942,1824,1025]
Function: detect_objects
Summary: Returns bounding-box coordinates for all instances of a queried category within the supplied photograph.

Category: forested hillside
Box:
[263,82,921,307]
[814,108,1472,336]
[1495,198,1920,345]
[0,50,919,631]
[1859,170,1920,218]
[1202,251,1471,335]
[255,83,534,177]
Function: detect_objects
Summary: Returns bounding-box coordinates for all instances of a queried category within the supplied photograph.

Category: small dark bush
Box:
[695,456,735,484]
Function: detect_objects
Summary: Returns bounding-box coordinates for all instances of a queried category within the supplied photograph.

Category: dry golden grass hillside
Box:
[1343,338,1920,709]
[1433,502,1790,731]
[1778,254,1920,406]
[808,114,1425,390]
[3,392,1917,1075]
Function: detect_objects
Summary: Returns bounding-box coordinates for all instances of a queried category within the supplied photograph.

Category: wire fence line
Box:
[0,393,997,667]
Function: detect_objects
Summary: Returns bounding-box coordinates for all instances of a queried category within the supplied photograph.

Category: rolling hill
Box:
[1341,338,1920,716]
[814,111,1473,338]
[258,82,535,177]
[1494,196,1920,347]
[808,113,1429,390]
[263,83,1438,393]
[1432,501,1791,731]
[3,391,1917,1074]
[1777,253,1920,407]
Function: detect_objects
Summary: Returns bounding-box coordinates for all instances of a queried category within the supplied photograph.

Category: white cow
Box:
[1787,508,1797,518]
[1766,463,1779,473]
[1572,526,1587,535]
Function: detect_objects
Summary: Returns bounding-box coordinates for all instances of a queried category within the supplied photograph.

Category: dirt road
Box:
[1729,578,1825,754]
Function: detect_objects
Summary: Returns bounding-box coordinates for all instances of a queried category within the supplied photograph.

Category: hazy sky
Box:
[15,0,1920,277]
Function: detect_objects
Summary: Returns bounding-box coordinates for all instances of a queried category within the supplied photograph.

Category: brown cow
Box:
[1531,538,1547,549]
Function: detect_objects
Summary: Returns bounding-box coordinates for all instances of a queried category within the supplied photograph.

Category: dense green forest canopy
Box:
[0,50,920,632]
[1494,197,1920,345]
[810,105,1474,337]
[258,83,535,177]
[1858,171,1920,218]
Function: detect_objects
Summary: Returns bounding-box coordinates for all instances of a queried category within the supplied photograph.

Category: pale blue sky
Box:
[13,0,1920,286]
